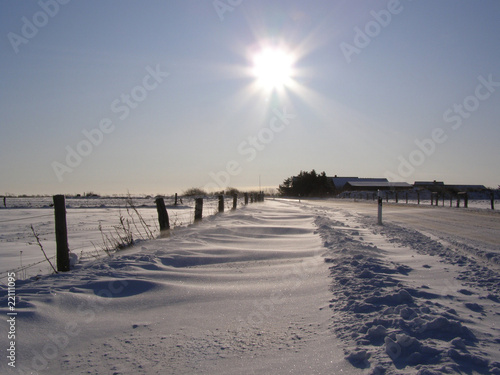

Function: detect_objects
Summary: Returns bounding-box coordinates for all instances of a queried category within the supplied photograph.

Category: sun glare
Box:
[252,48,293,90]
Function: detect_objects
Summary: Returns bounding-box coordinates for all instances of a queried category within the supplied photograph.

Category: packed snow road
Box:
[380,203,499,252]
[300,199,500,258]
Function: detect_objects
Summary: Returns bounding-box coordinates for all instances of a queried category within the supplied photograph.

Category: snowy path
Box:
[381,203,500,253]
[299,199,500,251]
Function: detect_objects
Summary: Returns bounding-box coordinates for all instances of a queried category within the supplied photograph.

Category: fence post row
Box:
[48,192,268,276]
[367,189,495,210]
[155,197,170,231]
[53,195,70,272]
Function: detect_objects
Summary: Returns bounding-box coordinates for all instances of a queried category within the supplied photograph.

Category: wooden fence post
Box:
[53,195,70,272]
[194,198,203,221]
[377,190,383,225]
[233,194,238,210]
[218,195,224,213]
[417,191,420,205]
[491,190,495,210]
[174,193,178,206]
[250,194,254,203]
[405,192,408,204]
[155,197,170,231]
[395,191,399,203]
[244,193,249,205]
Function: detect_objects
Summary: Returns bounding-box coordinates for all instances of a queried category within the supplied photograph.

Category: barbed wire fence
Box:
[0,193,263,284]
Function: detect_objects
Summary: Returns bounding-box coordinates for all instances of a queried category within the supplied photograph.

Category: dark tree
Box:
[279,170,335,197]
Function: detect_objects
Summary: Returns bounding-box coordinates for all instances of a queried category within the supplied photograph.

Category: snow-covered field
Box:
[0,197,227,280]
[0,199,499,374]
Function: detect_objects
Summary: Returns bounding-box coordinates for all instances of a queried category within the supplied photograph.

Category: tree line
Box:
[279,170,336,197]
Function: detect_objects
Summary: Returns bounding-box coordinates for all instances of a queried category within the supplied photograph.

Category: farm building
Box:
[343,181,413,191]
[331,176,389,190]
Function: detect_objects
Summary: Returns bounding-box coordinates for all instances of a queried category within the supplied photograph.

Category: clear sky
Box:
[1,0,499,195]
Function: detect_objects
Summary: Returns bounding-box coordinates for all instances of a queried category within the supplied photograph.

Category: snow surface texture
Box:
[0,199,499,374]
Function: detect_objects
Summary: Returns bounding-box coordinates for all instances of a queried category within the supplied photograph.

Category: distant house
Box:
[331,176,389,191]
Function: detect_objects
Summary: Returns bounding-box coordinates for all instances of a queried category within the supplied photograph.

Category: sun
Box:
[252,48,294,90]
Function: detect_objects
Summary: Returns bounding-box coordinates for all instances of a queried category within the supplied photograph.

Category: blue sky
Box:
[1,0,499,195]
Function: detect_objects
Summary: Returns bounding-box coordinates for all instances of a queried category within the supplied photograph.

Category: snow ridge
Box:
[312,207,500,375]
